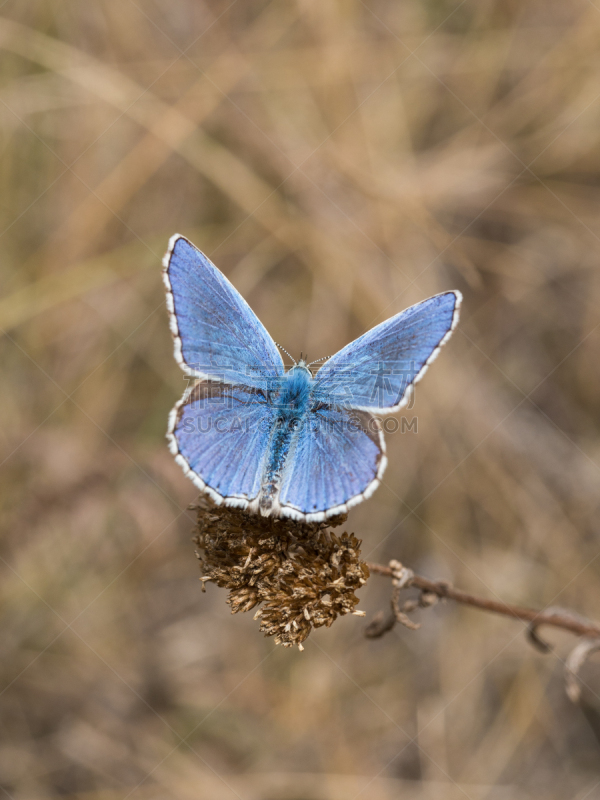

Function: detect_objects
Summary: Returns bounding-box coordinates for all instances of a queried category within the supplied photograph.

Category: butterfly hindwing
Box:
[313,291,461,412]
[169,381,276,505]
[163,235,284,389]
[277,406,386,520]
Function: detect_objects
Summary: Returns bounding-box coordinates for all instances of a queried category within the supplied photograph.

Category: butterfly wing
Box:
[277,406,386,521]
[163,235,284,389]
[312,291,461,412]
[168,380,276,506]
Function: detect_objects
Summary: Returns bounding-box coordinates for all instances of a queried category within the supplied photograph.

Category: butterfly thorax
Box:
[276,364,312,414]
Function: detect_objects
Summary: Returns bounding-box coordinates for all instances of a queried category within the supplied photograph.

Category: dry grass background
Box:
[1,1,600,797]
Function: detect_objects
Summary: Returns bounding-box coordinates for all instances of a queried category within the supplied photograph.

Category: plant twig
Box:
[366,560,600,639]
[366,560,600,705]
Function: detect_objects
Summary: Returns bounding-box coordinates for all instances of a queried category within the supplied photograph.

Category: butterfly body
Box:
[258,365,312,515]
[163,234,461,522]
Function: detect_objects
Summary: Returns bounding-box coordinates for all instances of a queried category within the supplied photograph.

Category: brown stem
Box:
[366,562,600,640]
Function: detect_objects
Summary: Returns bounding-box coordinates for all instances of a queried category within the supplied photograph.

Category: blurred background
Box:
[1,1,600,798]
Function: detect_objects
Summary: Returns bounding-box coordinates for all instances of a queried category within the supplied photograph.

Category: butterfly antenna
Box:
[308,354,331,367]
[276,342,296,366]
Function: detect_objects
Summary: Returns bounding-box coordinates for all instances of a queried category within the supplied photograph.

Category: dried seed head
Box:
[193,498,369,648]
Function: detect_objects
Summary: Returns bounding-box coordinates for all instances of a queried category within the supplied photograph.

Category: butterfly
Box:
[163,235,462,522]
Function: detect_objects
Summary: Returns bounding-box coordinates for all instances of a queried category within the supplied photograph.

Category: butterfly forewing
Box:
[312,292,461,413]
[163,235,284,389]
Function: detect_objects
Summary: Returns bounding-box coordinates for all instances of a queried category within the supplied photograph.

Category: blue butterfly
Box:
[163,235,461,522]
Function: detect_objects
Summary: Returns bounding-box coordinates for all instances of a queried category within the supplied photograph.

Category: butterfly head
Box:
[275,344,312,376]
[292,357,312,376]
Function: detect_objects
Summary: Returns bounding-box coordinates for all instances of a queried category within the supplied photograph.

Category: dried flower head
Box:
[193,498,369,649]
